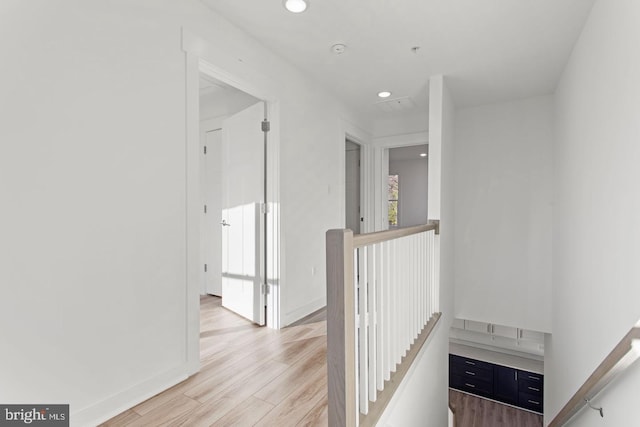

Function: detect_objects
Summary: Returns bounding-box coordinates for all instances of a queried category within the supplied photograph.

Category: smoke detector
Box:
[331,44,346,55]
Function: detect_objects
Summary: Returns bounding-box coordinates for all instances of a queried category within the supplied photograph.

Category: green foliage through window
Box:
[388,175,399,226]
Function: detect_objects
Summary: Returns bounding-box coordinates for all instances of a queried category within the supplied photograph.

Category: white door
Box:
[221,101,266,325]
[202,129,222,296]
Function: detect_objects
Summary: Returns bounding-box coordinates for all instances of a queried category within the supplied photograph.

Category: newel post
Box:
[326,229,357,427]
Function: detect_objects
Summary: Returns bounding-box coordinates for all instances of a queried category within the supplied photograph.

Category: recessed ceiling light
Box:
[420,153,427,157]
[378,91,392,98]
[284,0,308,13]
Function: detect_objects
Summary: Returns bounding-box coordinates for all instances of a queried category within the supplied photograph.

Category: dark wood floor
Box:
[449,389,543,427]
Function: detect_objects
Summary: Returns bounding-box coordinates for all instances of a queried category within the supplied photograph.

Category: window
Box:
[388,174,399,227]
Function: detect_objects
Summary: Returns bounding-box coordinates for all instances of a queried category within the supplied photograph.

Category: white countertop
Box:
[450,341,544,375]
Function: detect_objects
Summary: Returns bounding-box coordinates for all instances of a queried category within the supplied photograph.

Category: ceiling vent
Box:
[375,96,416,112]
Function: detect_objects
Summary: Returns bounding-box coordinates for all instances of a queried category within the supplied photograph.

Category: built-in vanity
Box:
[449,319,545,414]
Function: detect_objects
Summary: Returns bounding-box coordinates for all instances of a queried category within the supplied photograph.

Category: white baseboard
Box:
[282,297,325,327]
[71,364,189,427]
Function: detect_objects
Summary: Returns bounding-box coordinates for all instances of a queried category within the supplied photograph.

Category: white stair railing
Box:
[326,222,441,427]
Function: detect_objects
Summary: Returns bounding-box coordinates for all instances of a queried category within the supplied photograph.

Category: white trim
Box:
[185,51,201,376]
[182,28,282,377]
[282,297,326,327]
[73,365,188,427]
[370,132,429,233]
[342,119,375,233]
[373,131,429,148]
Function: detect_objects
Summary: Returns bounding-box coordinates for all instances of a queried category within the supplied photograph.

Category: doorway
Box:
[198,73,267,325]
[387,144,429,227]
[345,139,361,234]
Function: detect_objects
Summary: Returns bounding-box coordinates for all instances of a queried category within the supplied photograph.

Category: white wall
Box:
[389,158,428,227]
[546,0,640,424]
[0,1,364,424]
[381,75,455,427]
[453,96,553,333]
[372,110,429,138]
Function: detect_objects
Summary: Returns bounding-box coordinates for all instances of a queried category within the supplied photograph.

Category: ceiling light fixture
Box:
[284,0,308,13]
[378,91,392,98]
[420,153,427,157]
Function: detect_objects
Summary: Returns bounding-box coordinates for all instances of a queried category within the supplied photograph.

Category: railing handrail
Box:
[352,221,439,248]
[548,324,640,426]
[360,313,441,427]
[326,221,441,427]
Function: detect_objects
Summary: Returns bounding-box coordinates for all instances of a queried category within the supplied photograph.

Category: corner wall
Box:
[379,75,455,427]
[453,96,554,333]
[547,0,640,424]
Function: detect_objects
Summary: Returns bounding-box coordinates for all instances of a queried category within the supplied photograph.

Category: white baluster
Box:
[353,249,360,418]
[368,244,377,402]
[375,242,384,391]
[359,246,368,414]
[384,239,392,381]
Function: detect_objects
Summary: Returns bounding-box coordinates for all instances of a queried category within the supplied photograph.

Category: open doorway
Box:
[198,73,268,325]
[387,144,429,227]
[345,139,361,234]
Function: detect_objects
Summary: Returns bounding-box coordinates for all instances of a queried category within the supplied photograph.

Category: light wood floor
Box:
[449,389,543,427]
[101,295,328,426]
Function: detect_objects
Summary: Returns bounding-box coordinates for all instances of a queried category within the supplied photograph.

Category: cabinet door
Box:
[465,320,491,334]
[493,365,518,405]
[491,324,518,339]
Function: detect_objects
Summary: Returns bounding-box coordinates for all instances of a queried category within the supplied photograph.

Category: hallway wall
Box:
[0,1,364,425]
[547,0,640,423]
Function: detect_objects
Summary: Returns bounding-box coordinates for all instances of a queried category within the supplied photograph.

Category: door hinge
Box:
[204,204,207,214]
[260,203,270,215]
[261,119,270,133]
[261,283,269,295]
[204,145,207,154]
[204,264,207,273]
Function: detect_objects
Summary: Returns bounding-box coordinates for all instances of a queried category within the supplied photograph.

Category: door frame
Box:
[183,29,281,375]
[344,139,361,234]
[372,132,430,232]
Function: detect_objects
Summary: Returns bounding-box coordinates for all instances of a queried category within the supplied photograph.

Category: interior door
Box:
[202,129,222,296]
[221,101,266,325]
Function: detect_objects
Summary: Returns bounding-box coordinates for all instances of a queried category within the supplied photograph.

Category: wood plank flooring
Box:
[101,296,328,427]
[101,297,541,427]
[449,389,543,427]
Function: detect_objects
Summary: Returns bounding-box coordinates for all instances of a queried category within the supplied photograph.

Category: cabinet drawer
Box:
[519,377,543,396]
[519,391,543,413]
[451,363,493,382]
[518,370,543,383]
[450,354,493,372]
[450,373,493,398]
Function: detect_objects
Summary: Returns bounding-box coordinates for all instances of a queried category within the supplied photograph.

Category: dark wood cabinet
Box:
[449,353,543,414]
[494,365,518,405]
[517,370,544,412]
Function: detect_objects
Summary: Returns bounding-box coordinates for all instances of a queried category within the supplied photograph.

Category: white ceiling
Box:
[201,0,595,125]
